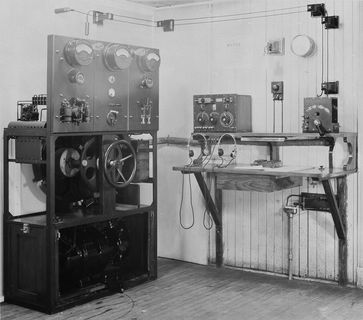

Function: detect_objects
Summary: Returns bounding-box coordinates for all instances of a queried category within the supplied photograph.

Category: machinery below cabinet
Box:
[4,212,155,313]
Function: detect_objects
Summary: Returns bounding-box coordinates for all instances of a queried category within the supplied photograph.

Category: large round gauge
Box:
[64,39,94,66]
[104,44,132,71]
[137,50,161,72]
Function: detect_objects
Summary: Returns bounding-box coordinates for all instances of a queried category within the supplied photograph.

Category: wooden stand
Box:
[174,132,357,285]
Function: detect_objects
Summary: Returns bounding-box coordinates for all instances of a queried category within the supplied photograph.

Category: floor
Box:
[1,258,363,320]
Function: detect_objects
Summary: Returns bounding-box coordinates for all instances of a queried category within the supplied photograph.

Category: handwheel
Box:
[80,137,98,191]
[104,140,137,188]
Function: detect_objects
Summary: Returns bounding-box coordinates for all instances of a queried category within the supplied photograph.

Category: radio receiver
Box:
[193,94,252,133]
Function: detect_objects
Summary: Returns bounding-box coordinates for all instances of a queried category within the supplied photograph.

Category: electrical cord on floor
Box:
[120,293,135,318]
[84,293,135,319]
[179,172,195,229]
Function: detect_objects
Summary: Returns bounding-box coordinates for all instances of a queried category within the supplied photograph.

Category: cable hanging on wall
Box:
[54,7,156,36]
[174,5,306,22]
[55,5,307,34]
[307,3,339,96]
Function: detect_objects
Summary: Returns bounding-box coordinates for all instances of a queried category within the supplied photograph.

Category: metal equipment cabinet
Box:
[3,34,160,314]
[3,129,158,313]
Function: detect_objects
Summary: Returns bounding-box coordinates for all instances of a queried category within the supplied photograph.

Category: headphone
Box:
[187,133,209,165]
[215,133,237,167]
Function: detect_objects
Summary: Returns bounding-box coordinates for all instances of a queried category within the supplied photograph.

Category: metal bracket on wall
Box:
[322,16,339,29]
[157,19,175,32]
[93,11,114,25]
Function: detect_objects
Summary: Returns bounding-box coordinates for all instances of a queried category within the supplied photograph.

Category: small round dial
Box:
[220,111,234,127]
[137,50,161,72]
[64,39,94,66]
[108,88,116,98]
[141,77,154,88]
[209,112,219,125]
[196,112,209,125]
[68,69,85,84]
[107,110,119,126]
[104,44,132,71]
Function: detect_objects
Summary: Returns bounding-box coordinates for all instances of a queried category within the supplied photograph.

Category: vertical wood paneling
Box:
[157,0,360,284]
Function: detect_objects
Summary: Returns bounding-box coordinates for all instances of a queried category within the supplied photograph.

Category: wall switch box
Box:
[271,81,284,100]
[265,38,285,55]
[321,81,339,94]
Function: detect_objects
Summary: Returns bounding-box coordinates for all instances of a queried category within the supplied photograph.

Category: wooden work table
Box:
[172,132,357,285]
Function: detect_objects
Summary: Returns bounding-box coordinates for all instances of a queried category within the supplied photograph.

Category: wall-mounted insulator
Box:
[307,3,326,17]
[322,16,339,29]
[157,19,175,32]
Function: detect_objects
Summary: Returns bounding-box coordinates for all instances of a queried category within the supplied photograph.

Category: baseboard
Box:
[356,267,363,288]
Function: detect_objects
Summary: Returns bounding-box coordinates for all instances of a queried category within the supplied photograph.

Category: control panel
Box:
[47,35,160,133]
[193,94,252,133]
[303,97,339,135]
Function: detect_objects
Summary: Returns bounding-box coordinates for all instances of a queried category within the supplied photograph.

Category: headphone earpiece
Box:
[189,149,194,158]
[230,148,237,159]
[202,148,209,156]
[218,148,224,157]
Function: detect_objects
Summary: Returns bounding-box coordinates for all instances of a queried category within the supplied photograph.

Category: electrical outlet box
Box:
[271,81,284,100]
[265,38,285,55]
[301,192,333,212]
[321,81,339,94]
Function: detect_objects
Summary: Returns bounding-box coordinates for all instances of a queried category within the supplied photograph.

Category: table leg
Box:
[193,172,223,267]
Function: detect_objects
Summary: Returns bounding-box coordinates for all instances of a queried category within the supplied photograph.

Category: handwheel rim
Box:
[80,137,98,191]
[104,139,137,188]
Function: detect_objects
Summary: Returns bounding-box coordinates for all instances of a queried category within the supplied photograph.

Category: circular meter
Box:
[104,44,132,71]
[64,39,94,66]
[137,50,161,72]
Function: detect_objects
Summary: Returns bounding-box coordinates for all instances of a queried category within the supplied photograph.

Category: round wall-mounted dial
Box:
[64,39,94,66]
[137,50,161,72]
[104,44,132,71]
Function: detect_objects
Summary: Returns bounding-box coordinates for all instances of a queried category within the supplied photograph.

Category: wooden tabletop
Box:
[173,164,356,180]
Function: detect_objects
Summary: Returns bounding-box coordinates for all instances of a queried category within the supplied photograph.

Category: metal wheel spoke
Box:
[120,154,133,162]
[116,168,126,182]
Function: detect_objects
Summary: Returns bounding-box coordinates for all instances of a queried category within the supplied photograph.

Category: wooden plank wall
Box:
[156,0,360,283]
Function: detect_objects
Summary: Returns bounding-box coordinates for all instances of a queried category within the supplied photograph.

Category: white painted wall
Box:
[0,0,154,302]
[1,0,362,305]
[155,0,362,284]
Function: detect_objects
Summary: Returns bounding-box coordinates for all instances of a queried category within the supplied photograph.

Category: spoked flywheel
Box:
[104,140,136,188]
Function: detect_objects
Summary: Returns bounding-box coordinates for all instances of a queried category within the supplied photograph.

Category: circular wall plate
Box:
[291,35,315,57]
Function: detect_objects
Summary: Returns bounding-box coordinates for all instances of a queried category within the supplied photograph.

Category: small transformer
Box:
[302,97,339,136]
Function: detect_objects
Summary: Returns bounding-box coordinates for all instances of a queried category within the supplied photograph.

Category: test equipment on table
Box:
[193,94,252,133]
[3,35,160,313]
